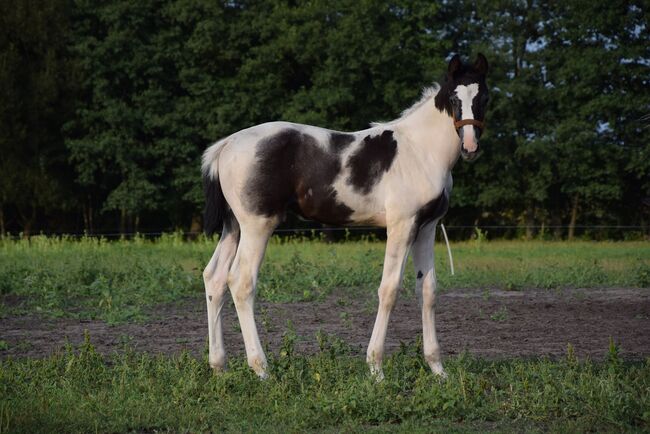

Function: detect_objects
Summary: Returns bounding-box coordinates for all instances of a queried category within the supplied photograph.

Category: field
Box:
[1,236,649,432]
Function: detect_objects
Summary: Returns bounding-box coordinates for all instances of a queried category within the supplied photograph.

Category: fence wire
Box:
[2,224,647,240]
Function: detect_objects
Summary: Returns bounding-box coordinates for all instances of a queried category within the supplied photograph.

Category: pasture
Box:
[1,236,649,432]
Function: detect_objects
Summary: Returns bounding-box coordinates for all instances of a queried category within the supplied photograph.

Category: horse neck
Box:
[394,98,461,170]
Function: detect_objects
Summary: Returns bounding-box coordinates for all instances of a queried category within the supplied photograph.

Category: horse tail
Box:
[202,138,230,236]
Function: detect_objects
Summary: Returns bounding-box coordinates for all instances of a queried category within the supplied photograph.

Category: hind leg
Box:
[203,218,240,372]
[228,218,276,378]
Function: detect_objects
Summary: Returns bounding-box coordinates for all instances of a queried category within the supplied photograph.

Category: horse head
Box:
[436,53,490,161]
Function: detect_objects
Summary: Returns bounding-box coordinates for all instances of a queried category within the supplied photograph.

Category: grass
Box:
[0,235,648,323]
[1,236,649,432]
[0,334,648,433]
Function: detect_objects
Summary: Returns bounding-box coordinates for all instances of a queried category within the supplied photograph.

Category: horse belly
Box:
[295,180,386,227]
[292,182,355,225]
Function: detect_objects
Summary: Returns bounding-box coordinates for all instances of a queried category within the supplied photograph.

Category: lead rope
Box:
[440,223,455,276]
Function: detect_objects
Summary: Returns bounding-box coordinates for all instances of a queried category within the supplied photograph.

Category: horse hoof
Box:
[368,364,385,382]
[430,362,447,379]
[211,365,226,375]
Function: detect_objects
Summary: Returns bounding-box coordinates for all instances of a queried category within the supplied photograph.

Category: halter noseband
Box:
[453,112,485,130]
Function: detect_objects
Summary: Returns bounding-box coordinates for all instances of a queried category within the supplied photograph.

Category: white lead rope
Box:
[440,223,455,276]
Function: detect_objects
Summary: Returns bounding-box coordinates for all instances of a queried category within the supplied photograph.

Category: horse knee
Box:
[377,285,398,311]
[203,264,218,287]
[204,269,228,299]
[228,271,254,305]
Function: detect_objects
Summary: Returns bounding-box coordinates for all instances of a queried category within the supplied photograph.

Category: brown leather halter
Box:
[453,111,485,130]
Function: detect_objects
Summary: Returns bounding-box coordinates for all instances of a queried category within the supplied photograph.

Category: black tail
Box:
[203,174,228,236]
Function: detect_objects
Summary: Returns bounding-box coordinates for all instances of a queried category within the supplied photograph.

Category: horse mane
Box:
[371,84,441,127]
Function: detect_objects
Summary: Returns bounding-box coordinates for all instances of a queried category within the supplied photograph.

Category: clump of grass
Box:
[0,337,648,432]
[490,306,509,322]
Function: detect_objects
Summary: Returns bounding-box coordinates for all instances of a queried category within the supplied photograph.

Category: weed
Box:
[260,306,273,333]
[490,306,508,322]
[339,311,353,328]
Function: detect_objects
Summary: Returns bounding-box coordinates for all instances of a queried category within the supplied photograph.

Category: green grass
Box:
[1,335,648,433]
[0,235,648,322]
[1,236,649,432]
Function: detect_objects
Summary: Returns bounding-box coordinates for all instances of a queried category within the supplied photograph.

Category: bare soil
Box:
[1,288,649,361]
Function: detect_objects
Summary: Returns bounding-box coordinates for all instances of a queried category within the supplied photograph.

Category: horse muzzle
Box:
[454,117,485,162]
[460,142,481,161]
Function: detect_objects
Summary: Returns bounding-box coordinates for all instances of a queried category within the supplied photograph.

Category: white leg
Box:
[412,222,446,377]
[203,219,240,372]
[227,220,275,378]
[366,218,414,380]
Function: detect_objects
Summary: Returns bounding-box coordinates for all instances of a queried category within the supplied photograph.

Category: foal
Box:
[202,54,489,379]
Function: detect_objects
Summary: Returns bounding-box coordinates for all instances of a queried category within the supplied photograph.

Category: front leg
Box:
[366,218,415,380]
[412,222,446,377]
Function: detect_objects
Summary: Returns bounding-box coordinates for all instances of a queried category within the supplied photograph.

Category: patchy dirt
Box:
[1,288,649,361]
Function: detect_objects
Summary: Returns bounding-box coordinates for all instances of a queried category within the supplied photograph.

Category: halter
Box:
[453,111,485,130]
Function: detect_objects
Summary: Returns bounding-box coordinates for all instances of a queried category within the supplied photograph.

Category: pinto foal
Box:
[202,54,489,379]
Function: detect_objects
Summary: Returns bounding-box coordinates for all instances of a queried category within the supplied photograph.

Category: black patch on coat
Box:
[417,270,423,279]
[411,193,450,242]
[416,194,449,228]
[245,129,354,225]
[329,132,355,153]
[209,296,212,301]
[346,130,398,194]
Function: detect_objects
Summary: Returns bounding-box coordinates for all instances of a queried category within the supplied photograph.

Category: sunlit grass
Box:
[0,335,648,433]
[0,236,648,322]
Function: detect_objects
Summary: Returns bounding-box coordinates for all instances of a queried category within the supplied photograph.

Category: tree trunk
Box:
[83,196,95,234]
[19,203,36,237]
[134,214,140,233]
[88,201,94,234]
[0,206,5,236]
[551,213,562,239]
[568,195,579,240]
[83,203,90,233]
[189,214,202,238]
[120,208,126,236]
[524,206,535,240]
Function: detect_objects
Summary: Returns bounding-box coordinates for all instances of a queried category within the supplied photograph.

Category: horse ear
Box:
[447,54,462,79]
[474,53,488,75]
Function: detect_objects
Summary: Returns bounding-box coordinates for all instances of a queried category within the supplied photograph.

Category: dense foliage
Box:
[1,0,648,236]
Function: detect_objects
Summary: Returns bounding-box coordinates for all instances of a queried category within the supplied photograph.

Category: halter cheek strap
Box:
[453,112,485,130]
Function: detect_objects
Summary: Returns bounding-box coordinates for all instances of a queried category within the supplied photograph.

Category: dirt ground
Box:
[1,288,649,361]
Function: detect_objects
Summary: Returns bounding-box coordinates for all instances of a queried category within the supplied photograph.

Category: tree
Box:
[67,0,194,232]
[0,0,77,235]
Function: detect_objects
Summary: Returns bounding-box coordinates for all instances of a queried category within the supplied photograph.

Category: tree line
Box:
[1,0,648,238]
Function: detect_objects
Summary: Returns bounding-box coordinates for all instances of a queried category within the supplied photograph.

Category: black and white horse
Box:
[202,54,489,379]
